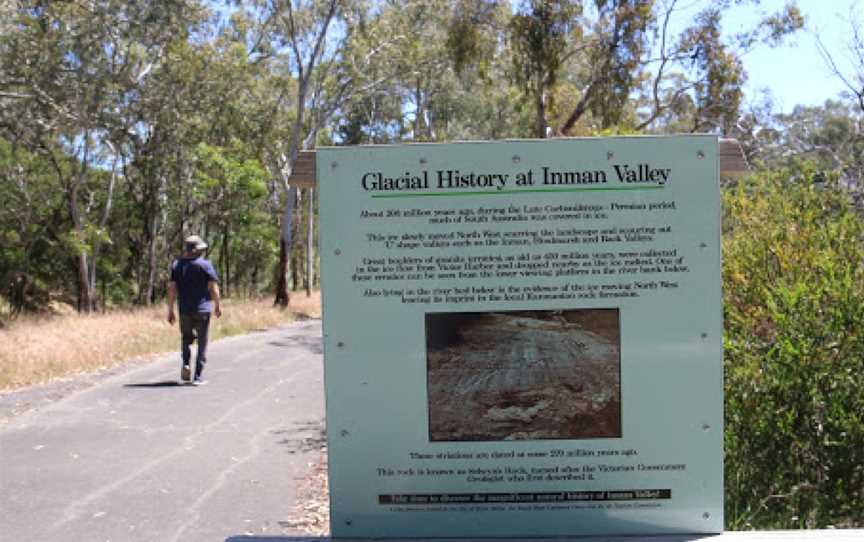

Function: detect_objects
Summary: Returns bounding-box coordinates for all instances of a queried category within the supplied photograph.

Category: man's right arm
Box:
[204,260,221,318]
[167,281,177,324]
[208,281,222,318]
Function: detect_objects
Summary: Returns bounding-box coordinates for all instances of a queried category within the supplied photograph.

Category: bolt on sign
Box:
[319,136,723,538]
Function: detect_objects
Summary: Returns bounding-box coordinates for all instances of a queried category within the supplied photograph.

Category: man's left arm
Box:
[167,281,177,324]
[208,281,222,318]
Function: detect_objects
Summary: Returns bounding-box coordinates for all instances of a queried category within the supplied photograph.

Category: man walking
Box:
[167,235,222,385]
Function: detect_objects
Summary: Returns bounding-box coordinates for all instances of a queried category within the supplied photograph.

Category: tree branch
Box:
[816,33,864,112]
[0,91,33,99]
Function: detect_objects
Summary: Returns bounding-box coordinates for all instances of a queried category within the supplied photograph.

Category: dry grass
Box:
[286,290,322,320]
[0,291,321,391]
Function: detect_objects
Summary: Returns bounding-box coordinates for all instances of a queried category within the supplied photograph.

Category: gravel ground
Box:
[284,447,330,536]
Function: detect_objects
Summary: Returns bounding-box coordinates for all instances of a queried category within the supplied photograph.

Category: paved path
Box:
[0,320,324,541]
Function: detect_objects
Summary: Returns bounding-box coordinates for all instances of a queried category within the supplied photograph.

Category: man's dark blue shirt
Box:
[171,257,218,314]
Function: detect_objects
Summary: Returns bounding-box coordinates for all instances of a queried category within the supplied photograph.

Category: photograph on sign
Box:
[318,136,723,538]
[426,308,621,442]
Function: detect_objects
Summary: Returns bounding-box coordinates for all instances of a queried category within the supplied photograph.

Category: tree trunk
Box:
[306,188,314,297]
[88,245,99,312]
[72,257,82,313]
[76,252,92,313]
[414,78,424,140]
[223,227,230,298]
[535,88,547,139]
[250,264,259,297]
[139,171,165,305]
[143,211,159,305]
[274,186,297,307]
[10,273,27,315]
[292,252,300,292]
[274,238,290,307]
[269,0,338,305]
[67,185,94,313]
[101,274,107,313]
[86,150,118,312]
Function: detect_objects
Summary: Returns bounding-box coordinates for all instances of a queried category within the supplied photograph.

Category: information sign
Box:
[319,136,723,538]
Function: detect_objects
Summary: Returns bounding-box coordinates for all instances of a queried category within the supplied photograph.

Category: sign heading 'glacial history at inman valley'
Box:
[319,136,723,538]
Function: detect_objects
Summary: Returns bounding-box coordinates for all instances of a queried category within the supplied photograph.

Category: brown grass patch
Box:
[288,290,322,319]
[0,292,321,391]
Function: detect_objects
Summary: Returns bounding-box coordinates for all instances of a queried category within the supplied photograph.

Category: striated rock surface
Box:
[427,311,620,441]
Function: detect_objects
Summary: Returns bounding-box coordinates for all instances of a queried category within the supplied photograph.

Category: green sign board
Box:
[319,136,722,538]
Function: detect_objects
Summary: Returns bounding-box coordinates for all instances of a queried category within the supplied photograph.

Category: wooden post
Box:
[306,188,314,296]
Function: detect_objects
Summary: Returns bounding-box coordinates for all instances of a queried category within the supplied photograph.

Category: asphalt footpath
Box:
[0,319,324,541]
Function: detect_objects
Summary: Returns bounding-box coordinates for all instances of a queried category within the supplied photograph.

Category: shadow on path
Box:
[267,334,323,355]
[123,380,185,388]
[226,537,716,542]
[272,419,326,454]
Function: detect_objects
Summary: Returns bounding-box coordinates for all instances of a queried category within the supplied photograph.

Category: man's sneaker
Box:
[192,378,207,386]
[181,364,192,382]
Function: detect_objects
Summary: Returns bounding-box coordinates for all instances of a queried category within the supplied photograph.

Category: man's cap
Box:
[185,235,208,251]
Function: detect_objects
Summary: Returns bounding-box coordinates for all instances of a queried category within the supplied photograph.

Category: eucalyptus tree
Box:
[240,0,341,306]
[457,0,803,137]
[236,0,404,305]
[0,139,67,313]
[737,101,864,209]
[811,2,864,209]
[124,23,267,304]
[558,0,652,133]
[817,3,864,114]
[634,0,803,134]
[191,141,269,296]
[558,0,803,135]
[338,0,526,143]
[434,0,530,140]
[384,0,475,141]
[509,0,582,138]
[0,0,202,311]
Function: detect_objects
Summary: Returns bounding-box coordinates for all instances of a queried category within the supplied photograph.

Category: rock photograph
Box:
[426,309,621,441]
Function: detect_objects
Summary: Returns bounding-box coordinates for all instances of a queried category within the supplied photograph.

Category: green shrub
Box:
[723,166,864,529]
